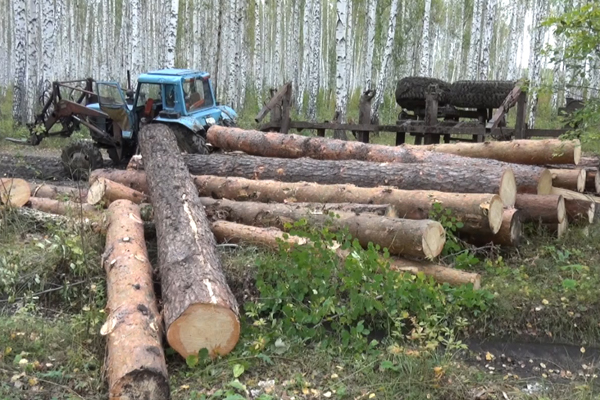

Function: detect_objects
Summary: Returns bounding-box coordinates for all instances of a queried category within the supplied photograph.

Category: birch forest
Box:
[0,0,597,127]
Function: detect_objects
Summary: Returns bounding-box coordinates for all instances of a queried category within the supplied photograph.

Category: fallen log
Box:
[211,220,481,289]
[549,169,586,192]
[419,139,581,165]
[138,123,240,360]
[206,126,581,165]
[545,217,569,239]
[188,154,520,206]
[586,171,600,194]
[564,199,595,224]
[87,177,148,206]
[0,178,31,207]
[28,182,87,202]
[461,209,522,247]
[290,202,397,216]
[101,199,169,399]
[89,170,505,234]
[551,187,600,204]
[514,194,565,224]
[28,197,98,218]
[200,197,446,259]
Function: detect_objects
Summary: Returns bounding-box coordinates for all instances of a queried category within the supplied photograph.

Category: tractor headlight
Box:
[206,117,216,125]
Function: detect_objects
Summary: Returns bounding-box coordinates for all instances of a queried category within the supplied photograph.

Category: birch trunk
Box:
[365,0,377,88]
[308,0,321,121]
[165,0,178,68]
[528,0,547,128]
[372,0,399,124]
[26,0,39,123]
[506,3,519,79]
[131,0,142,78]
[420,0,432,76]
[12,0,27,124]
[479,0,496,80]
[40,0,54,98]
[467,0,481,80]
[335,0,348,138]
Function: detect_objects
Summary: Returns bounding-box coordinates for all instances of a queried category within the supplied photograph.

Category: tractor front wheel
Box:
[61,141,104,180]
[168,124,209,155]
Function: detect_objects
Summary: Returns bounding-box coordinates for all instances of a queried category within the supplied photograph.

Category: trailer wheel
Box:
[395,76,451,110]
[61,141,104,180]
[448,80,515,109]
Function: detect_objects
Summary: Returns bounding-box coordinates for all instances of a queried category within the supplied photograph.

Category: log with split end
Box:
[211,220,480,289]
[564,199,596,224]
[200,197,446,259]
[550,169,587,192]
[460,209,522,247]
[101,199,169,399]
[87,177,148,206]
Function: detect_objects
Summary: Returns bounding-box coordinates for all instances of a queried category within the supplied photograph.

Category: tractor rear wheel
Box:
[395,76,451,110]
[61,141,104,180]
[448,80,515,109]
[167,124,209,155]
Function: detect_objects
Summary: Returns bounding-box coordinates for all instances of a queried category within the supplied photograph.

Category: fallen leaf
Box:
[485,352,494,361]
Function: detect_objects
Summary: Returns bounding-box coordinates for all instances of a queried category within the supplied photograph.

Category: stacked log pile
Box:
[4,124,598,397]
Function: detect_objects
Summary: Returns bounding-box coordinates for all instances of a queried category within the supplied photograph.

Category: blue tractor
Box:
[10,69,237,178]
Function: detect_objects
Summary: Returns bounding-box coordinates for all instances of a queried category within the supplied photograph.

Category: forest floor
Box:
[2,104,600,399]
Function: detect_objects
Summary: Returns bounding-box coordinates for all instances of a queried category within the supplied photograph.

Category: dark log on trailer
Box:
[101,199,169,400]
[515,194,565,224]
[89,169,504,235]
[138,123,240,360]
[211,220,480,288]
[199,197,446,259]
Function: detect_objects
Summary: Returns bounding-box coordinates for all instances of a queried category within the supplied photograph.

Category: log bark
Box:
[586,170,600,194]
[205,126,581,166]
[138,123,240,360]
[289,202,396,217]
[127,155,144,171]
[101,199,169,400]
[515,194,565,224]
[545,217,569,239]
[200,197,446,259]
[91,169,150,194]
[551,187,600,204]
[28,197,99,218]
[87,177,148,206]
[461,209,522,247]
[184,154,519,207]
[211,220,480,288]
[28,182,87,202]
[419,139,582,165]
[549,168,586,192]
[0,178,31,207]
[564,199,595,224]
[90,170,505,233]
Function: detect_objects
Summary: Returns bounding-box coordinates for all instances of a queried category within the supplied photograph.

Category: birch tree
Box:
[420,0,432,76]
[372,0,399,124]
[12,0,27,123]
[39,0,54,100]
[527,0,548,128]
[131,0,142,79]
[26,0,39,123]
[479,0,496,79]
[467,0,482,79]
[335,0,348,129]
[365,0,378,88]
[308,0,321,121]
[165,0,178,68]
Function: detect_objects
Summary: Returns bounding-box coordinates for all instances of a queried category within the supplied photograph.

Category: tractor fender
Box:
[154,116,206,136]
[217,105,238,122]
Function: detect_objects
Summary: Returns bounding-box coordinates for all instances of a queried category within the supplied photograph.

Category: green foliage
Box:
[248,218,493,353]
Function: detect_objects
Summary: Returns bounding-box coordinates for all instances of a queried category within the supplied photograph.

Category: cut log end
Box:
[537,169,553,195]
[488,195,504,234]
[423,222,446,259]
[87,177,106,205]
[595,171,600,194]
[574,143,582,165]
[0,178,31,208]
[110,366,170,400]
[578,169,587,193]
[508,211,523,247]
[557,196,566,223]
[166,303,241,359]
[499,169,517,207]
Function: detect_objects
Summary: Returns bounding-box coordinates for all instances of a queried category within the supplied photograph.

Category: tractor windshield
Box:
[182,78,214,112]
[135,83,162,109]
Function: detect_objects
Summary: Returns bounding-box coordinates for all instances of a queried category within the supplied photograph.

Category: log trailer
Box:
[6,69,237,178]
[256,77,573,144]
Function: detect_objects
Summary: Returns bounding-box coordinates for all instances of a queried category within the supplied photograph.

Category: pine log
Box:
[545,218,569,239]
[89,170,505,234]
[419,139,581,165]
[28,182,87,202]
[87,177,148,206]
[211,220,480,289]
[515,194,565,224]
[138,123,240,360]
[181,154,519,207]
[551,187,600,204]
[28,197,99,218]
[564,199,595,224]
[586,170,600,194]
[100,199,169,399]
[290,202,396,216]
[0,178,31,207]
[91,169,150,193]
[206,126,581,165]
[461,209,522,247]
[200,197,446,259]
[549,168,586,192]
